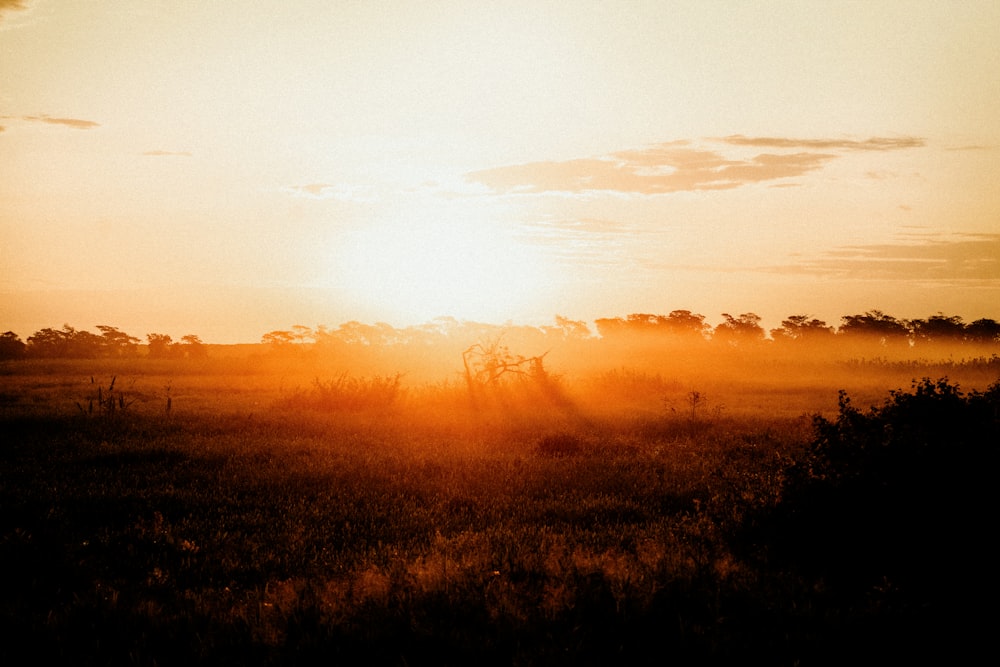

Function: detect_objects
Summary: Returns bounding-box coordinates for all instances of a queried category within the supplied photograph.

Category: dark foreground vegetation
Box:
[0,351,997,665]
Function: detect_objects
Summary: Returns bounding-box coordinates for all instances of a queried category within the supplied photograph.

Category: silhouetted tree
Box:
[713,313,765,345]
[328,321,400,346]
[27,325,103,358]
[290,325,315,344]
[96,325,141,357]
[770,315,835,343]
[965,318,1000,344]
[180,334,208,358]
[661,310,710,339]
[461,335,557,409]
[262,330,296,349]
[908,314,965,346]
[26,327,70,358]
[0,331,26,360]
[625,313,667,332]
[594,311,709,341]
[594,317,628,338]
[838,310,909,346]
[146,333,174,359]
[548,315,591,340]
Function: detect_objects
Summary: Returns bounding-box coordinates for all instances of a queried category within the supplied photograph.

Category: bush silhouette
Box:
[766,377,999,595]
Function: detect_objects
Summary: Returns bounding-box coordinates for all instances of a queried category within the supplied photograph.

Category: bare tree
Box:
[461,335,550,408]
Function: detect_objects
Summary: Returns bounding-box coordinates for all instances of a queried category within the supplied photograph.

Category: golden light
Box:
[331,198,553,324]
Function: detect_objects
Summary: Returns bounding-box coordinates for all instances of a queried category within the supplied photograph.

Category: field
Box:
[1,346,997,665]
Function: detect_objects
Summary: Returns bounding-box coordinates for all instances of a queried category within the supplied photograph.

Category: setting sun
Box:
[332,198,554,324]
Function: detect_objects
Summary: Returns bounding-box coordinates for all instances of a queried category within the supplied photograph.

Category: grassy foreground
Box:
[1,356,997,665]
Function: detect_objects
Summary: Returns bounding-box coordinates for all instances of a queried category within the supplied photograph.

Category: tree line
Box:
[261,310,1000,348]
[2,310,998,361]
[0,325,206,361]
[594,310,1000,346]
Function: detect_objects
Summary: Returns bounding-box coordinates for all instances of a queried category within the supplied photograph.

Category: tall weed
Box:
[278,373,404,412]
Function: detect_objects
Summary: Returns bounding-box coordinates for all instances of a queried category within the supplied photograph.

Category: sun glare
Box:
[332,201,552,324]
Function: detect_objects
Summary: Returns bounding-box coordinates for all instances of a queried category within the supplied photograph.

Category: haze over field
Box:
[2,1,999,342]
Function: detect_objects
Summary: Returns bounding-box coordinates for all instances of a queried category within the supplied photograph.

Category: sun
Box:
[331,199,553,325]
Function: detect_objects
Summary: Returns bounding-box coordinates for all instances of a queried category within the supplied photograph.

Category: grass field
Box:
[1,350,997,665]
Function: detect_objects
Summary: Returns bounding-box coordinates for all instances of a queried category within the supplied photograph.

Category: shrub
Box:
[770,377,999,592]
[281,374,404,412]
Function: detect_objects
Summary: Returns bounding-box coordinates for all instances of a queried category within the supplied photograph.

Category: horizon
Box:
[5,307,998,347]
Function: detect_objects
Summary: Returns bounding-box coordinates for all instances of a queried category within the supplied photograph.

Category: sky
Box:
[2,0,999,343]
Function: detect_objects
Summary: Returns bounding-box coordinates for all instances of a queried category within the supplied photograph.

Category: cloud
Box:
[1,0,41,31]
[0,0,27,18]
[515,217,655,270]
[13,114,100,129]
[284,183,374,202]
[770,233,1000,284]
[721,135,925,151]
[30,115,100,129]
[142,150,192,157]
[466,135,926,196]
[945,144,993,152]
[466,143,836,195]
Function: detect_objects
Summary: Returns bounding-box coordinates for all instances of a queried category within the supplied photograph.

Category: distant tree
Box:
[594,317,628,338]
[146,333,174,359]
[26,327,69,357]
[329,321,400,346]
[262,330,295,349]
[838,310,909,346]
[180,334,208,358]
[661,310,710,339]
[770,315,835,343]
[0,331,26,360]
[70,328,105,358]
[549,315,591,340]
[594,312,708,340]
[908,314,965,346]
[96,325,141,357]
[291,325,315,344]
[713,313,765,345]
[27,324,102,358]
[965,318,1000,344]
[625,313,667,332]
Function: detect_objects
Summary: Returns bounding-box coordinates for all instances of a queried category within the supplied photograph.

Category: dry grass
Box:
[1,349,996,665]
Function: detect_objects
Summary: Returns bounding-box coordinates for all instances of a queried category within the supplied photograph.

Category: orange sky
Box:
[2,1,999,342]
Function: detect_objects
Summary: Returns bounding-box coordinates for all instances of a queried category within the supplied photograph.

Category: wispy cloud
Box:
[0,0,27,19]
[515,217,657,270]
[720,135,925,151]
[283,183,374,202]
[0,0,45,31]
[466,135,925,197]
[142,150,192,157]
[30,115,99,129]
[5,114,101,129]
[945,144,993,152]
[467,145,833,195]
[769,233,1000,283]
